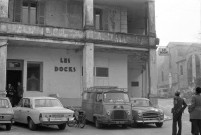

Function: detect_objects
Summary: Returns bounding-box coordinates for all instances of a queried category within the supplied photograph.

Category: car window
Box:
[24,99,31,108]
[0,99,10,108]
[34,99,63,108]
[96,93,103,102]
[131,99,150,107]
[18,99,23,107]
[104,92,129,103]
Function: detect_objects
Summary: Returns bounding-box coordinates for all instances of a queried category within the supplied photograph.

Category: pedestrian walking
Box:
[188,87,201,135]
[172,91,187,135]
[16,82,23,105]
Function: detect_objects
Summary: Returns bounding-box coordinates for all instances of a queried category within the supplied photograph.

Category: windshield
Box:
[104,92,129,103]
[34,99,63,108]
[0,99,10,108]
[131,99,151,107]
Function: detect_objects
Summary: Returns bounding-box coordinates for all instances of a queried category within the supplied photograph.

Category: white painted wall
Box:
[128,69,142,98]
[94,53,128,88]
[7,47,128,99]
[8,47,82,98]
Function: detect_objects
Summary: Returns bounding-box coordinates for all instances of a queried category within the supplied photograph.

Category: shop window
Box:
[27,62,43,92]
[96,67,108,77]
[13,0,45,25]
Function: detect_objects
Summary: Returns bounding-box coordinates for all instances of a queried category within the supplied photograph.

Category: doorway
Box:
[6,60,23,106]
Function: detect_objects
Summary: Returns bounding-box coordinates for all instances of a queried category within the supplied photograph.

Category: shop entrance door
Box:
[6,60,23,106]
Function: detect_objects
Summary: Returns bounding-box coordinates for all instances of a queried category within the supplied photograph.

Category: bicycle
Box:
[67,108,86,128]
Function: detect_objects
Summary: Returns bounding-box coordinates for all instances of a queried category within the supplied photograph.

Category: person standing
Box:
[16,82,23,104]
[6,84,15,106]
[188,87,201,135]
[172,91,187,135]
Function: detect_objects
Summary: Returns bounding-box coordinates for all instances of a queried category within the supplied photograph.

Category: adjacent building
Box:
[0,0,159,106]
[157,42,201,97]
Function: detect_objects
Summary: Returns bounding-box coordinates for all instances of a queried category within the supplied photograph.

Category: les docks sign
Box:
[158,47,169,56]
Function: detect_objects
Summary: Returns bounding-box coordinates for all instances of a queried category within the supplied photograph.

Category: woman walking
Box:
[188,87,201,135]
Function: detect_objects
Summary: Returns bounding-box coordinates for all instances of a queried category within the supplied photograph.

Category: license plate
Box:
[50,117,66,121]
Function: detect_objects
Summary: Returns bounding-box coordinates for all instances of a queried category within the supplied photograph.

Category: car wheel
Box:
[58,123,66,130]
[28,118,37,130]
[122,124,127,128]
[6,124,12,131]
[95,118,102,128]
[131,121,138,128]
[155,122,163,127]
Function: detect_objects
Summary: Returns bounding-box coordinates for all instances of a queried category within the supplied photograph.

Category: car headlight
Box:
[137,110,143,116]
[107,111,111,116]
[127,110,131,115]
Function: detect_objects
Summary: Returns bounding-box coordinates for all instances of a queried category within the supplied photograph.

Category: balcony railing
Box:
[0,22,156,47]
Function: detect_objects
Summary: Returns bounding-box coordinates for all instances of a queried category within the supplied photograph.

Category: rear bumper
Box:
[40,117,68,125]
[0,121,13,124]
[40,121,67,125]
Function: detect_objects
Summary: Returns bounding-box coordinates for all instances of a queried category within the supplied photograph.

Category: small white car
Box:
[0,97,14,130]
[13,97,74,130]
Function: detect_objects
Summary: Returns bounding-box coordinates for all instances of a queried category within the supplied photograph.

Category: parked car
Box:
[130,98,164,128]
[13,97,74,130]
[82,86,133,128]
[0,97,14,131]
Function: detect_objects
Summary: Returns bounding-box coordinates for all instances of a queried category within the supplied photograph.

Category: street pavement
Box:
[0,98,192,135]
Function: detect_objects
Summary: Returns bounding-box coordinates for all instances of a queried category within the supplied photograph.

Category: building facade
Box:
[0,0,159,106]
[157,42,201,97]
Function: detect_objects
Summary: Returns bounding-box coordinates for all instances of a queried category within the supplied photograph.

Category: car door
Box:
[20,98,31,124]
[13,99,23,122]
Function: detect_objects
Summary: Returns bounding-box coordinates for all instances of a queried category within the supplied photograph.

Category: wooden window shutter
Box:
[102,9,109,31]
[37,1,45,25]
[14,0,22,22]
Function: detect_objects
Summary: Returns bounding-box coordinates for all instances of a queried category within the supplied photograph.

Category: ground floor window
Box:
[27,62,43,91]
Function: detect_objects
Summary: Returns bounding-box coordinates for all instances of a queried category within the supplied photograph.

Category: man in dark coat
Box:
[172,91,187,135]
[188,87,201,135]
[16,82,23,104]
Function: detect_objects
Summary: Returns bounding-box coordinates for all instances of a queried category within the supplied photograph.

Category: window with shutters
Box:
[13,0,45,25]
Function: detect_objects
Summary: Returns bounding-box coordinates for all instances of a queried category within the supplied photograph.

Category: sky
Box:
[155,0,201,46]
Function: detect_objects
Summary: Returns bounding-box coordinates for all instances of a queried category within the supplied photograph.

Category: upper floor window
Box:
[94,8,102,30]
[13,0,45,25]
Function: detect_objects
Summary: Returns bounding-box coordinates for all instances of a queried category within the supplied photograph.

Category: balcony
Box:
[0,22,157,49]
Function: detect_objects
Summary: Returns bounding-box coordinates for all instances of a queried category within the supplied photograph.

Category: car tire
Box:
[122,124,127,128]
[155,122,163,127]
[95,118,102,128]
[131,121,138,128]
[58,123,66,130]
[6,124,12,131]
[28,118,37,130]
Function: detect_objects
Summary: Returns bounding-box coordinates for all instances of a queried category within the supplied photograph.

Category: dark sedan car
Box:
[130,98,164,128]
